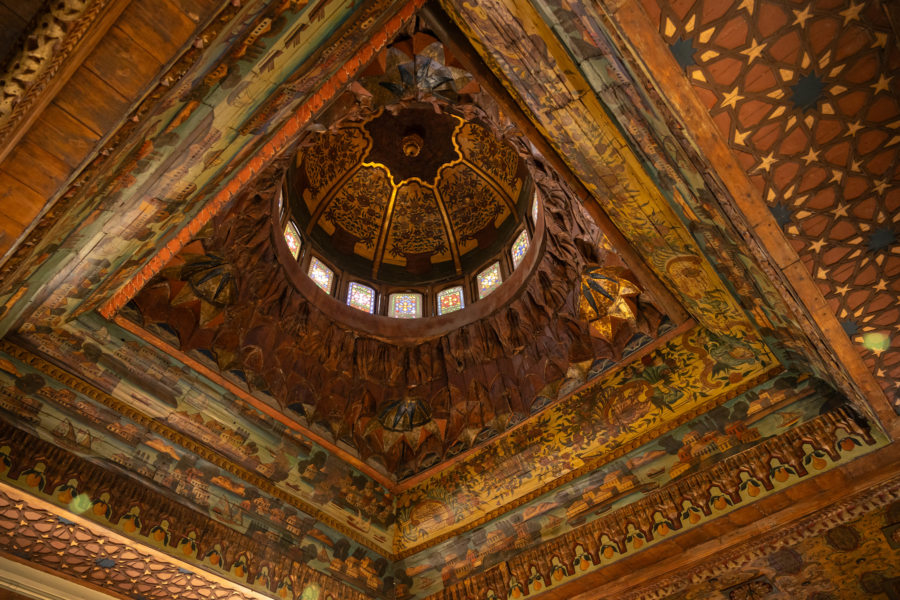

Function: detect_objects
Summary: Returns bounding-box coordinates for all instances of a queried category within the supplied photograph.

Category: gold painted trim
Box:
[432,185,463,273]
[371,184,400,277]
[394,362,784,557]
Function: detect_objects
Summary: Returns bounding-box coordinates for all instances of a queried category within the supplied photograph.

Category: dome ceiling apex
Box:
[286,103,531,285]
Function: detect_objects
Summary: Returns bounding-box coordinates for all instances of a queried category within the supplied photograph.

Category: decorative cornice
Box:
[425,406,881,599]
[0,0,242,277]
[0,0,133,166]
[617,471,900,600]
[0,481,328,600]
[0,0,98,127]
[397,364,780,559]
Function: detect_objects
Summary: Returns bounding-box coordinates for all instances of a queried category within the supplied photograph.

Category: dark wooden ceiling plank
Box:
[52,63,130,137]
[0,4,26,63]
[82,24,163,103]
[20,102,100,170]
[113,0,197,66]
[0,138,72,198]
[170,0,221,23]
[1,0,46,21]
[0,169,47,229]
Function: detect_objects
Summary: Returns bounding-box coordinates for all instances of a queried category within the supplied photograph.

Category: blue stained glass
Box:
[511,229,529,268]
[390,293,420,318]
[477,262,502,299]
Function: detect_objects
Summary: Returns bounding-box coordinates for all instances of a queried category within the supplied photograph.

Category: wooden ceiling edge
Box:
[558,442,900,600]
[0,0,132,166]
[96,0,426,322]
[419,2,690,326]
[394,363,783,559]
[0,0,133,271]
[598,0,898,438]
[111,314,397,490]
[0,481,277,600]
[0,554,134,600]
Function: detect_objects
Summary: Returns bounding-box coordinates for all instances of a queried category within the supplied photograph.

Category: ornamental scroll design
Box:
[423,406,879,600]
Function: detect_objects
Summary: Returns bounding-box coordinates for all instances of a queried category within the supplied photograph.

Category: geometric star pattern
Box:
[643,0,900,409]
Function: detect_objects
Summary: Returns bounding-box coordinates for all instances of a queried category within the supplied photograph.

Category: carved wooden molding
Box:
[0,425,374,599]
[0,338,391,558]
[0,0,132,164]
[424,406,880,599]
[0,481,335,600]
[616,470,900,600]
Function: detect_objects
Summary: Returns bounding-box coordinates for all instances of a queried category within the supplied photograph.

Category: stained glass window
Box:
[389,293,421,318]
[511,229,529,268]
[437,286,464,315]
[284,221,302,259]
[308,257,334,294]
[532,193,540,223]
[347,282,376,313]
[477,262,502,299]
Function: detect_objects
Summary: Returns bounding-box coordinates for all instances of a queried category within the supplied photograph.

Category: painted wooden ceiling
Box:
[639,0,900,415]
[0,0,897,600]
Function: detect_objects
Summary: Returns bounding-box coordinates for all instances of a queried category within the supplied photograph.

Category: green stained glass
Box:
[284,221,302,259]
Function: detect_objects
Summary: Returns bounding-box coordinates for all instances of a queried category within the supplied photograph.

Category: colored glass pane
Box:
[532,194,539,223]
[347,282,376,313]
[284,221,302,259]
[511,229,529,268]
[477,262,502,299]
[437,286,464,315]
[389,293,421,318]
[308,257,334,294]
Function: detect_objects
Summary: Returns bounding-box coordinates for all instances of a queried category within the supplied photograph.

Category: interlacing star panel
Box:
[642,0,900,409]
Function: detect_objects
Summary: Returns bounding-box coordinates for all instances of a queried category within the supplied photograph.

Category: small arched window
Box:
[436,286,465,315]
[308,257,334,294]
[347,282,376,313]
[389,292,422,318]
[284,221,302,259]
[476,262,502,299]
[510,229,529,268]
